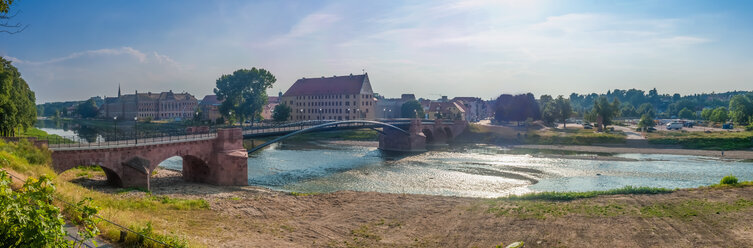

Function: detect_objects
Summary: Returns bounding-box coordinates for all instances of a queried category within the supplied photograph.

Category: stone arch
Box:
[422,128,434,143]
[99,166,123,187]
[443,127,453,139]
[182,155,211,183]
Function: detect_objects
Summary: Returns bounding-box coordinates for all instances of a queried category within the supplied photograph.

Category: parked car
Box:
[722,123,734,129]
[583,123,593,129]
[683,121,695,128]
[666,122,683,130]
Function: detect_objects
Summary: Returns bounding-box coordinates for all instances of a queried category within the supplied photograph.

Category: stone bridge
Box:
[50,128,248,190]
[379,119,467,152]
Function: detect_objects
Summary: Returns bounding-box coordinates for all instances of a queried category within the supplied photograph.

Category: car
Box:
[582,123,593,129]
[666,122,683,130]
[722,123,734,129]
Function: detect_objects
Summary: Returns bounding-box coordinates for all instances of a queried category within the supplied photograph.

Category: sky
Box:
[2,0,753,103]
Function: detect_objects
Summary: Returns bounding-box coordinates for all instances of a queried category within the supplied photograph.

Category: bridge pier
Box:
[378,119,427,152]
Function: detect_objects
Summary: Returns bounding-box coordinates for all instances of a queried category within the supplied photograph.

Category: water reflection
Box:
[159,141,753,198]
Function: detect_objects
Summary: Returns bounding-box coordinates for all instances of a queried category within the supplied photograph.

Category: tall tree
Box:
[0,56,35,136]
[590,96,620,131]
[728,95,753,125]
[678,108,695,120]
[214,68,276,126]
[710,107,729,123]
[272,103,291,122]
[555,95,572,128]
[400,100,424,118]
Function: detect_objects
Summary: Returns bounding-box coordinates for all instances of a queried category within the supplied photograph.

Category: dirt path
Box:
[66,169,753,247]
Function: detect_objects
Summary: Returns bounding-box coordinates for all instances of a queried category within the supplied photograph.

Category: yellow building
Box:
[281,73,376,121]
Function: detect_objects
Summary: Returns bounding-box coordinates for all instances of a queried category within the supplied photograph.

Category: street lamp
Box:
[134,117,138,144]
[383,108,386,119]
[414,109,418,119]
[319,108,323,120]
[388,109,392,119]
[228,111,232,127]
[113,116,118,141]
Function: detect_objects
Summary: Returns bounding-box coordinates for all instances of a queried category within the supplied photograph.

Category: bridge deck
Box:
[48,133,217,151]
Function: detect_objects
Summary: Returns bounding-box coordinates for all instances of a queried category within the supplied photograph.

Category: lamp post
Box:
[113,116,118,141]
[319,108,323,120]
[228,111,232,127]
[388,109,392,119]
[414,109,418,119]
[383,108,386,119]
[134,116,138,144]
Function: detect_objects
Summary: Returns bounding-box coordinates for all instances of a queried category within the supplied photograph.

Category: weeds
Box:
[500,186,673,201]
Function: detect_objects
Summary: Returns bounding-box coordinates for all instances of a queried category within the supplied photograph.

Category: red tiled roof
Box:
[200,95,222,105]
[283,74,367,96]
[267,96,280,103]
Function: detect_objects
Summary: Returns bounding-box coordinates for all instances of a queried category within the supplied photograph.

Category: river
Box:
[37,122,753,198]
[160,140,753,198]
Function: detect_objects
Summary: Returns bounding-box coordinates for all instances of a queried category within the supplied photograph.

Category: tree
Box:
[637,114,656,130]
[636,103,655,118]
[76,99,99,118]
[590,96,620,131]
[678,108,695,120]
[0,56,36,136]
[710,107,729,123]
[494,93,540,125]
[701,108,713,121]
[540,102,557,126]
[401,100,424,118]
[620,103,638,118]
[213,68,276,126]
[272,104,291,122]
[728,94,753,125]
[555,95,572,128]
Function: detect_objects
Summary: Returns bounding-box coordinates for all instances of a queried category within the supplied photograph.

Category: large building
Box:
[375,94,416,119]
[198,95,223,123]
[102,86,198,121]
[281,73,376,121]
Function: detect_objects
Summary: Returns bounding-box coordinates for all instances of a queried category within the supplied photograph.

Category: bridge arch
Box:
[422,128,434,143]
[247,120,409,153]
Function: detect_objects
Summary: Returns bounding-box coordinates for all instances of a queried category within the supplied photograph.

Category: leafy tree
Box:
[0,56,36,136]
[636,103,655,118]
[637,114,656,130]
[590,96,620,131]
[555,95,572,128]
[272,103,291,122]
[678,108,695,120]
[701,108,713,121]
[214,68,276,126]
[620,103,638,118]
[76,99,99,118]
[401,100,424,118]
[540,102,557,126]
[710,107,729,123]
[728,94,753,125]
[494,93,540,125]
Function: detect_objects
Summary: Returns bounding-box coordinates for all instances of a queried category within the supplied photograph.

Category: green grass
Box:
[20,127,75,144]
[640,198,753,219]
[500,186,673,201]
[647,130,753,150]
[525,128,627,145]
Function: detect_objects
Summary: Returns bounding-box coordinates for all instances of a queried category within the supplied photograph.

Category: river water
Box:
[158,140,753,198]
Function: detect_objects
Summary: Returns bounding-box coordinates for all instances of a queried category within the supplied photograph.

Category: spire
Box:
[118,84,121,98]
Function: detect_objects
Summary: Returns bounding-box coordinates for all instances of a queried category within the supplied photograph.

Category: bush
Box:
[721,175,739,185]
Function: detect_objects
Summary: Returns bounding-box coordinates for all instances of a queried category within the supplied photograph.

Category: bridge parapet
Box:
[50,128,248,190]
[378,119,427,152]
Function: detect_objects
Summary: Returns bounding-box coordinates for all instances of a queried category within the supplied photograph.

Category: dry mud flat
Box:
[84,169,753,248]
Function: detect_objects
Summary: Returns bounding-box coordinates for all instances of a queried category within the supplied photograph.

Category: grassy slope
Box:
[457,124,627,145]
[20,127,75,143]
[0,139,206,247]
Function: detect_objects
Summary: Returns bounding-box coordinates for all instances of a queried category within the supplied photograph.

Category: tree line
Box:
[0,56,36,136]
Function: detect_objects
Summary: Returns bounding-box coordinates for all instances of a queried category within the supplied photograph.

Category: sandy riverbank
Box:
[514,144,753,160]
[59,168,753,247]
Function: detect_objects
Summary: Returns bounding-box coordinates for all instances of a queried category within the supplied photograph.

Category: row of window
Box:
[294,94,373,100]
[292,100,374,107]
[294,115,364,121]
[297,108,370,114]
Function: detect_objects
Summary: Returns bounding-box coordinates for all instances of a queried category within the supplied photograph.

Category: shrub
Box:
[721,175,739,185]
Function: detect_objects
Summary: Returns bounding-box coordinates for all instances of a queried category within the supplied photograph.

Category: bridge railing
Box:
[9,129,218,150]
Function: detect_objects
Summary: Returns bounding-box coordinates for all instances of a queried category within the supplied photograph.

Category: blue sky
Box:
[2,0,753,103]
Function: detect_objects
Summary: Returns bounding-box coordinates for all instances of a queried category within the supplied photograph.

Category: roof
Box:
[283,74,368,96]
[200,95,222,106]
[268,96,280,103]
[427,101,466,113]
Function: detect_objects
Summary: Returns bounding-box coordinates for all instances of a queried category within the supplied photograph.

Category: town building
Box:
[280,73,376,121]
[198,95,223,123]
[424,101,466,120]
[452,97,488,122]
[102,86,198,121]
[261,93,282,120]
[375,94,416,119]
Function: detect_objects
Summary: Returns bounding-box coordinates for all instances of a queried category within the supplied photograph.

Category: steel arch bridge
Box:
[247,120,409,153]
